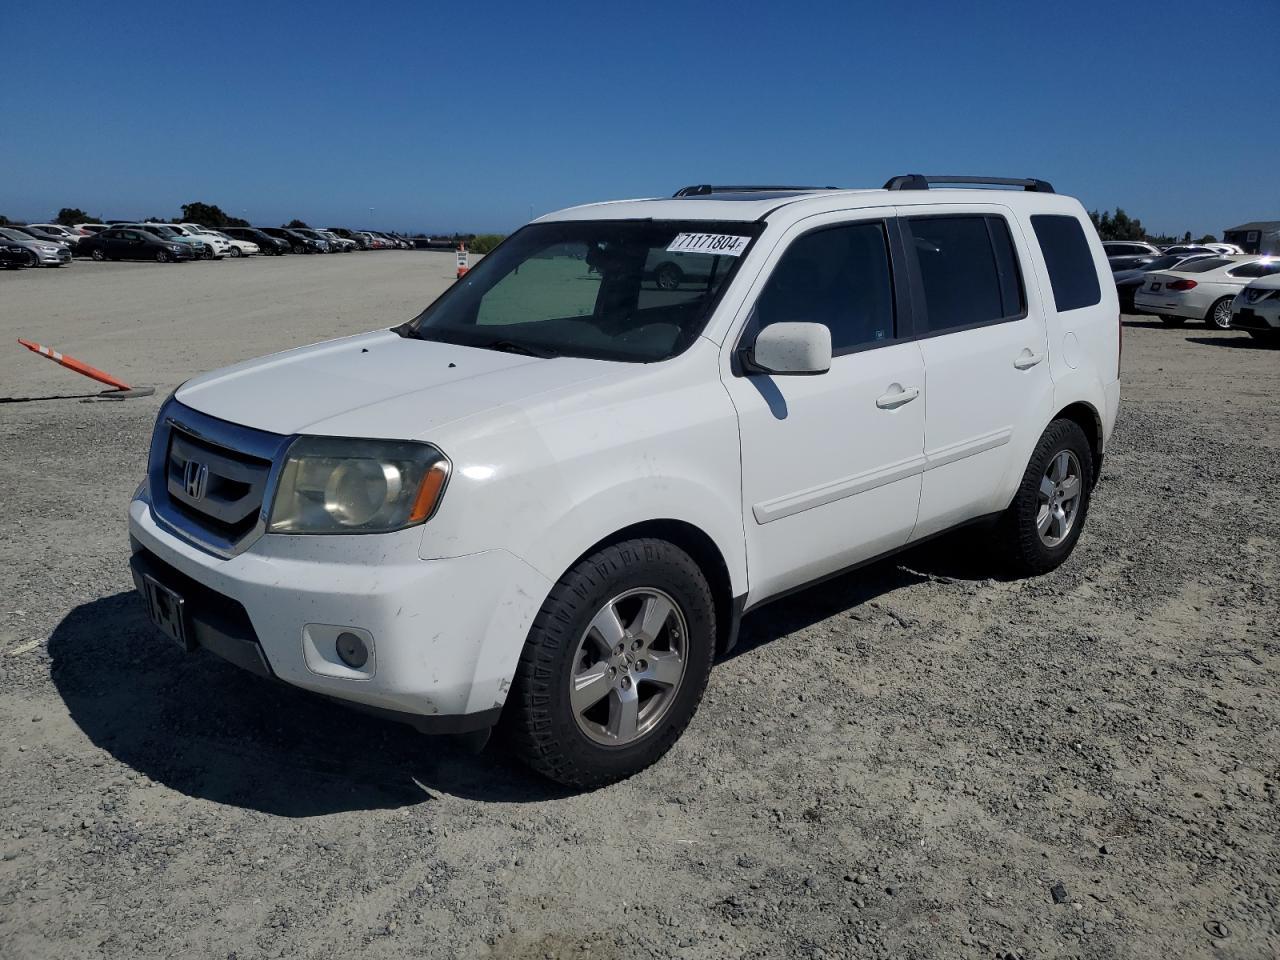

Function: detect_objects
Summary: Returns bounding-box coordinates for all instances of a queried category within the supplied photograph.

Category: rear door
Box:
[901,208,1054,539]
[722,211,927,602]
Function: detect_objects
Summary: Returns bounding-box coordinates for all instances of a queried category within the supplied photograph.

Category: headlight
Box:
[267,436,450,535]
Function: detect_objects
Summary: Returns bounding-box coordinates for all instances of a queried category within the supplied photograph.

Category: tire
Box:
[155,249,170,263]
[654,262,683,290]
[504,538,717,788]
[201,247,213,260]
[293,244,306,255]
[1159,315,1186,326]
[995,419,1094,577]
[91,248,106,262]
[25,250,39,268]
[229,246,242,258]
[1206,297,1234,329]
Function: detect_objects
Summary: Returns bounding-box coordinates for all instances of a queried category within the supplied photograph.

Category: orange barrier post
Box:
[456,243,469,279]
[17,338,134,391]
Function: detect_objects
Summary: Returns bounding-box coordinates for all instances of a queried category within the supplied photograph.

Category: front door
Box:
[721,214,927,603]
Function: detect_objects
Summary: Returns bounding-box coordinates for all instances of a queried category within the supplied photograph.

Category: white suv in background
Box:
[129,175,1121,787]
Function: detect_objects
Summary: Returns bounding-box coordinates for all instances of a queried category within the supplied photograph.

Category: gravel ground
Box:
[1,254,1277,960]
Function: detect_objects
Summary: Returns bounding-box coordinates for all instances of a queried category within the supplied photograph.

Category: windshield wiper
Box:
[474,339,560,359]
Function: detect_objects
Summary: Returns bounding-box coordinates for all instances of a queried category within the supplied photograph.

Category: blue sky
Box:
[4,1,1277,235]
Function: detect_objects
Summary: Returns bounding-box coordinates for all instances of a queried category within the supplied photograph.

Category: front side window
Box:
[406,220,760,362]
[908,216,1025,333]
[750,221,896,353]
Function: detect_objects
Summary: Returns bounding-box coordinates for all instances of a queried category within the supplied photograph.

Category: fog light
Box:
[335,631,368,669]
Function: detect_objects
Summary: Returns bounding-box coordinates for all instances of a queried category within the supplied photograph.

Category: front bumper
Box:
[127,493,551,729]
[1231,300,1280,331]
[37,249,72,265]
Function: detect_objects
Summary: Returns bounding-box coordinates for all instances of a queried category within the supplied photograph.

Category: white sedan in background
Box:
[1231,274,1280,344]
[1134,256,1280,329]
[208,230,260,257]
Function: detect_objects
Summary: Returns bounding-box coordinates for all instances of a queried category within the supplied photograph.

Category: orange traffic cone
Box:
[17,339,152,397]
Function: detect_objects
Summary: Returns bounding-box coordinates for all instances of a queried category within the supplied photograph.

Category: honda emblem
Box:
[183,460,209,500]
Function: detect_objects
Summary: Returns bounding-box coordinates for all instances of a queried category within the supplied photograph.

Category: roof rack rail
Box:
[883,174,1055,194]
[672,184,839,197]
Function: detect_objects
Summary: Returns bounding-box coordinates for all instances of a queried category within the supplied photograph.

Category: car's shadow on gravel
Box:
[727,529,1005,660]
[1185,335,1272,349]
[48,592,573,815]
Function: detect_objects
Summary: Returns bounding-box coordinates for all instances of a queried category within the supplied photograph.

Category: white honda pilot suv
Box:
[129,175,1121,787]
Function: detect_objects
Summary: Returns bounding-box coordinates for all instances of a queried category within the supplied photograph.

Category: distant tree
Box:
[1181,231,1192,244]
[181,201,241,229]
[55,207,99,226]
[1197,234,1217,243]
[0,214,10,226]
[285,219,310,229]
[467,234,506,254]
[1089,208,1148,242]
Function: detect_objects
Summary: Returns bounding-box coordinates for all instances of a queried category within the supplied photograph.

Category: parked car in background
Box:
[79,226,197,263]
[223,227,288,255]
[75,223,109,235]
[316,229,356,252]
[0,227,72,266]
[1134,256,1280,328]
[1230,274,1280,344]
[27,223,85,251]
[174,223,235,258]
[291,228,339,252]
[259,227,328,254]
[326,227,369,249]
[128,223,210,258]
[207,230,260,257]
[1,241,28,269]
[355,231,386,249]
[1162,245,1218,258]
[1103,240,1162,272]
[1206,243,1244,255]
[1113,253,1217,312]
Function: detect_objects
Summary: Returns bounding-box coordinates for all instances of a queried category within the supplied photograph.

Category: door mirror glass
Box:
[749,322,831,375]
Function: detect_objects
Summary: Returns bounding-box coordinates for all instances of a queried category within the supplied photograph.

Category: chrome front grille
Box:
[148,400,293,557]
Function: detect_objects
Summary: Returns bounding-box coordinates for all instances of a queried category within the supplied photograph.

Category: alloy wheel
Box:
[569,588,688,747]
[1210,299,1233,329]
[1036,449,1083,547]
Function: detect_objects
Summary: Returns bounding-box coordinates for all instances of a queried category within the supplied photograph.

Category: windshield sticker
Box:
[666,233,751,257]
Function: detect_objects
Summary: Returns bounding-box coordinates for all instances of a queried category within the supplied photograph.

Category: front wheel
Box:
[504,538,716,788]
[995,419,1094,577]
[91,248,106,262]
[25,250,39,267]
[155,249,170,263]
[229,246,242,258]
[1159,315,1186,326]
[1206,297,1234,329]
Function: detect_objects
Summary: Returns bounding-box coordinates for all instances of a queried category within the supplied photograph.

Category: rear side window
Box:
[1031,215,1102,312]
[907,216,1025,333]
[1228,261,1280,278]
[753,221,896,353]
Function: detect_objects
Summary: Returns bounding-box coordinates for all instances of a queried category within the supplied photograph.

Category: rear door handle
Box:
[876,385,920,410]
[1014,349,1044,370]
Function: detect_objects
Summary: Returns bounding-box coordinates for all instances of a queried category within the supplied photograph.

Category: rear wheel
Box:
[655,262,684,290]
[504,538,716,788]
[1159,315,1186,326]
[91,247,106,262]
[155,249,170,263]
[1206,297,1234,329]
[995,419,1094,576]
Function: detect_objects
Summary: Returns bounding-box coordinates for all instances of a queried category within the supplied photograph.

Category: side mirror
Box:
[747,322,832,375]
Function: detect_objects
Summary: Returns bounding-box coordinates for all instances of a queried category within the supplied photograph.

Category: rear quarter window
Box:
[1031,215,1102,312]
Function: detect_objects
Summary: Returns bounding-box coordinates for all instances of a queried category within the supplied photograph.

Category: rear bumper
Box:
[1134,291,1198,318]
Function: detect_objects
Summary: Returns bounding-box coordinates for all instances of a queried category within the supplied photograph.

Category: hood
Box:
[175,330,613,439]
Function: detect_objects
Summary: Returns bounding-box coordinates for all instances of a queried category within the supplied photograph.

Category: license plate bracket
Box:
[141,575,194,651]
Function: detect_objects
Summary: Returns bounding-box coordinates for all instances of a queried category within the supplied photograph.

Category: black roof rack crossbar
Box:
[673,184,839,197]
[883,174,1055,194]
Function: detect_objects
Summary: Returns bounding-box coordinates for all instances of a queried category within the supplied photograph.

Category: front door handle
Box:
[876,385,920,410]
[1014,349,1044,370]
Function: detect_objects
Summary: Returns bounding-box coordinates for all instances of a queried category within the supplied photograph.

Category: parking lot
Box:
[1,254,1277,958]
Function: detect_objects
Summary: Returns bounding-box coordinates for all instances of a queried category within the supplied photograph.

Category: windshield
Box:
[0,229,27,242]
[404,220,761,362]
